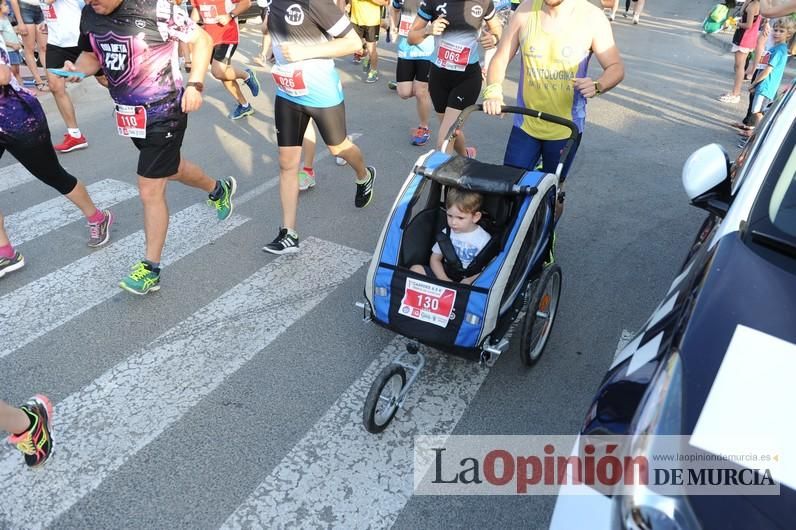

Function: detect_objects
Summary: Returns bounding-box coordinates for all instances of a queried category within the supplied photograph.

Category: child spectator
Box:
[745,17,795,130]
[410,188,492,284]
[0,2,23,85]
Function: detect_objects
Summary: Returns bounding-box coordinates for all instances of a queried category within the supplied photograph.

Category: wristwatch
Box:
[229,12,237,18]
[186,81,204,92]
[593,81,603,96]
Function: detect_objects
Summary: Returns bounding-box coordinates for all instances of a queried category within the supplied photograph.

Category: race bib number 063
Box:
[436,41,471,71]
[399,277,457,328]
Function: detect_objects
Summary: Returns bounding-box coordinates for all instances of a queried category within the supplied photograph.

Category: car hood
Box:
[678,232,796,528]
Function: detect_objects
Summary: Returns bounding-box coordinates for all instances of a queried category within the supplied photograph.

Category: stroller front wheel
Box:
[519,264,562,366]
[363,364,407,433]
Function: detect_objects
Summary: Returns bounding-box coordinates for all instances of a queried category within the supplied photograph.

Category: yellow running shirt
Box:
[350,0,382,26]
[515,0,595,140]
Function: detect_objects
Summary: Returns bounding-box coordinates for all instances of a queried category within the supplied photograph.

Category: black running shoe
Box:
[355,167,376,208]
[263,228,300,255]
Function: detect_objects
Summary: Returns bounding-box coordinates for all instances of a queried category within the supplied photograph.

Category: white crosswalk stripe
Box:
[0,238,370,528]
[5,179,137,246]
[0,163,36,194]
[224,338,490,530]
[0,203,249,359]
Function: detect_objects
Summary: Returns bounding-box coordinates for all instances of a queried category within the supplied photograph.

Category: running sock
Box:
[302,166,315,176]
[143,259,161,273]
[209,180,224,200]
[87,209,105,224]
[67,128,82,139]
[0,243,15,259]
[355,172,371,184]
[286,228,298,238]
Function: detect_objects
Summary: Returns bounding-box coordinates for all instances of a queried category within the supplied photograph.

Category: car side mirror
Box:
[682,144,732,218]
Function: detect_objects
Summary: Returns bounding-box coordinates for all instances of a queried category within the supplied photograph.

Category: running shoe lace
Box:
[88,221,101,240]
[129,263,151,281]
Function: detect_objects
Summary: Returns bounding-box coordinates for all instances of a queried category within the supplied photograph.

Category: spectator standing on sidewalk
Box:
[720,0,761,104]
[44,0,102,153]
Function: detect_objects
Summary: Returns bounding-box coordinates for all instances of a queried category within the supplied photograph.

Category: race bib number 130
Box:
[399,277,457,328]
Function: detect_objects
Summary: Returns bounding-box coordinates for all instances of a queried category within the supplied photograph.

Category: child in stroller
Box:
[409,188,492,285]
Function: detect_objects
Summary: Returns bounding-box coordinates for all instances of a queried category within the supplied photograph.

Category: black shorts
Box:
[354,24,380,43]
[131,114,188,178]
[428,63,482,114]
[212,43,238,64]
[19,2,43,24]
[274,96,347,148]
[46,44,81,68]
[396,58,430,83]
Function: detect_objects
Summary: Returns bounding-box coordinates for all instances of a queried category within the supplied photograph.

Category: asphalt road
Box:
[0,0,752,527]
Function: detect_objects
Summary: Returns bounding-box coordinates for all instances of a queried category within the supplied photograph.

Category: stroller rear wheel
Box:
[519,264,562,366]
[363,364,407,433]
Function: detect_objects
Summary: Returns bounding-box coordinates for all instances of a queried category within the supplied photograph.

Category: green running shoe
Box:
[119,261,161,295]
[208,177,237,221]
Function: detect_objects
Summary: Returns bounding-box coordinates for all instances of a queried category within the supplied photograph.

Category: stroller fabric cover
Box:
[364,151,557,354]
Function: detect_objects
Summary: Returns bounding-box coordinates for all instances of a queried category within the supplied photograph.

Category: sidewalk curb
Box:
[701,31,734,53]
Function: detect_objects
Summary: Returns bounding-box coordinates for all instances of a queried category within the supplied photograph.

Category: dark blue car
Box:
[549,86,796,529]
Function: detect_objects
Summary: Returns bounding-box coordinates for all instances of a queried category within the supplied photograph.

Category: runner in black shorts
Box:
[262,0,376,255]
[190,0,260,120]
[68,0,237,295]
[0,46,113,279]
[409,0,501,157]
[44,0,108,154]
[390,0,434,145]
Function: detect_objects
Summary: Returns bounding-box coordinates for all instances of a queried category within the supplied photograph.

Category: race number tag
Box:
[199,4,219,23]
[436,41,471,71]
[115,105,147,139]
[40,1,57,21]
[271,64,308,97]
[398,14,415,37]
[399,277,457,328]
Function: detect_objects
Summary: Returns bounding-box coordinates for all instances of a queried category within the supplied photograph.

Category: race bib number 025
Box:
[436,41,471,71]
[399,277,457,328]
[115,105,147,139]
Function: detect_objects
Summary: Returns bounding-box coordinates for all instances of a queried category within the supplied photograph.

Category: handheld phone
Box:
[47,68,87,79]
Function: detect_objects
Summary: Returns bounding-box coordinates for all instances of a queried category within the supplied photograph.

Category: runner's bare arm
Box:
[279,30,362,61]
[190,1,200,23]
[408,14,445,45]
[8,0,26,36]
[574,14,623,98]
[483,6,523,114]
[182,27,213,112]
[217,0,251,25]
[64,52,102,81]
[760,0,796,16]
[479,15,502,48]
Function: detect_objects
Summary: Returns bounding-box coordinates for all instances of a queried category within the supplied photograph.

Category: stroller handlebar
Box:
[442,104,580,180]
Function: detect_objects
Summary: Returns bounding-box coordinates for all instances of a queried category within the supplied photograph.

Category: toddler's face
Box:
[446,205,481,233]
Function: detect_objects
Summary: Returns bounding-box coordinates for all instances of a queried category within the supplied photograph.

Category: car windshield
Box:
[769,146,796,239]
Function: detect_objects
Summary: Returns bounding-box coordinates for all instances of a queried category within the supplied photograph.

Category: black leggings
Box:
[1,138,78,195]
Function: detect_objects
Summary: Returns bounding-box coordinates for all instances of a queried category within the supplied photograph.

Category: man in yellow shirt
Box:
[350,0,389,82]
[484,0,623,220]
